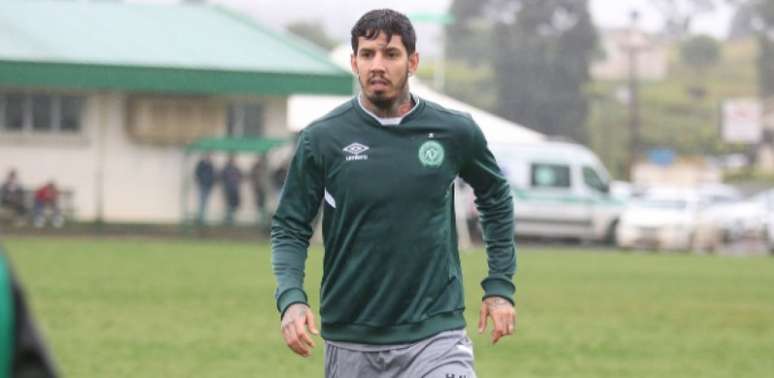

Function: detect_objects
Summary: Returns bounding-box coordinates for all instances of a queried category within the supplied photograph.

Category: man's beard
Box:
[361,71,409,111]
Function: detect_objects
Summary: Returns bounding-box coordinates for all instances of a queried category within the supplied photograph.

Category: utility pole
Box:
[625,10,643,180]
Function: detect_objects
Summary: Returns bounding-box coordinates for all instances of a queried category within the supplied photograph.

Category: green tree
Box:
[680,35,721,98]
[446,0,597,141]
[680,35,721,70]
[285,20,338,51]
[728,0,758,39]
[492,0,597,142]
[752,0,774,96]
[650,0,717,39]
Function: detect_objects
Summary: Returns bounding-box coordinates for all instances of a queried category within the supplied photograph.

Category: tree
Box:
[445,0,598,141]
[752,0,774,96]
[679,35,721,99]
[493,0,597,141]
[650,0,717,39]
[680,35,721,70]
[728,0,758,39]
[285,20,338,51]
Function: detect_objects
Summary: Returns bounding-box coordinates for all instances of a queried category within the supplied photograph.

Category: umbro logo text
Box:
[343,143,369,161]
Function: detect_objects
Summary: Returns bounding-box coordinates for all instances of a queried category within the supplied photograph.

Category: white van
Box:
[486,140,624,242]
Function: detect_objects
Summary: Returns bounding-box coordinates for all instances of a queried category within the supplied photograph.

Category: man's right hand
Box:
[280,303,319,357]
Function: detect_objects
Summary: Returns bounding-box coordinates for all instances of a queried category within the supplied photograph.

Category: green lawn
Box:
[3,237,774,377]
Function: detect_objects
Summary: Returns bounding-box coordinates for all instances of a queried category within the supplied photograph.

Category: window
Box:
[4,94,24,131]
[61,96,84,132]
[31,94,52,131]
[530,163,571,189]
[582,166,609,193]
[227,102,264,137]
[0,92,84,133]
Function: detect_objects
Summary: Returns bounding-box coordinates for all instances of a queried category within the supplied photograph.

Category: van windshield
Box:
[582,166,608,193]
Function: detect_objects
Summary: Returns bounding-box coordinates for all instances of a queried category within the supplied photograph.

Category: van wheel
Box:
[605,219,619,245]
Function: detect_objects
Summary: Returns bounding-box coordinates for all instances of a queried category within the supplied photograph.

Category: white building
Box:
[0,1,352,224]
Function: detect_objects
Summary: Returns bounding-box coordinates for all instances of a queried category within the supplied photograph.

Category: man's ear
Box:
[408,52,419,76]
[350,53,358,76]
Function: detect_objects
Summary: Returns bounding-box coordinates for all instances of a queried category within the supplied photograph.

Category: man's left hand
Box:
[478,296,517,344]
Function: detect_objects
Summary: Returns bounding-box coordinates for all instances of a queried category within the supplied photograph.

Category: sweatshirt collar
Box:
[355,93,422,126]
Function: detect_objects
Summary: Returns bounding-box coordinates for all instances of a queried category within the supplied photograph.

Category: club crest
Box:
[418,140,444,167]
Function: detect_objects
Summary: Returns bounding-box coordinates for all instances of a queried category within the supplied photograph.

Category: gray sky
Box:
[129,0,734,56]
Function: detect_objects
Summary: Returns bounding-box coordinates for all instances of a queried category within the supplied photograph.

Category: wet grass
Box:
[3,237,773,377]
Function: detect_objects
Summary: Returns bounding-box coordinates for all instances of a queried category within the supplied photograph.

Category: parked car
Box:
[693,187,774,253]
[750,188,774,253]
[616,188,707,251]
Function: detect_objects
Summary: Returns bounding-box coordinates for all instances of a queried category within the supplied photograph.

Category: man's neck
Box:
[360,90,414,118]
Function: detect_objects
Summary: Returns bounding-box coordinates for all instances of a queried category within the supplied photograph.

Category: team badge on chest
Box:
[418,140,445,167]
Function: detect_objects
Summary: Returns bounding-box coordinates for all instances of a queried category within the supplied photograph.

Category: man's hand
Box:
[280,303,319,357]
[478,296,517,344]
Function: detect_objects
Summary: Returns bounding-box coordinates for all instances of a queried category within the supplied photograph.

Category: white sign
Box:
[722,99,762,144]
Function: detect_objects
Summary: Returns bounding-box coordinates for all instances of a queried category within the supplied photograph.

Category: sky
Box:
[129,0,735,56]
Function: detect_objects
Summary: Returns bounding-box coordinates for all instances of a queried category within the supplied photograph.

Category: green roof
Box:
[0,1,353,96]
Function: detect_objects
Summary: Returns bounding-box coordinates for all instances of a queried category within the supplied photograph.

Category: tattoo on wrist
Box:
[281,304,307,328]
[487,297,511,309]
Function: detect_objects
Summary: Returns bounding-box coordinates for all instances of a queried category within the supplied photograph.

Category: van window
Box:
[531,163,571,188]
[582,166,608,193]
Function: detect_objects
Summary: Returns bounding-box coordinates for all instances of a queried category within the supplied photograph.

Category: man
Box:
[194,153,216,225]
[272,9,516,378]
[32,181,62,229]
[249,156,268,226]
[1,170,27,224]
[221,155,242,225]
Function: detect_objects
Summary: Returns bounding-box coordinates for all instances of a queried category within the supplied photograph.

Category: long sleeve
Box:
[271,130,324,316]
[458,121,517,304]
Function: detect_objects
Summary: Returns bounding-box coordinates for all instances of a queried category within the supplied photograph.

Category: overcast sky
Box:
[129,0,734,56]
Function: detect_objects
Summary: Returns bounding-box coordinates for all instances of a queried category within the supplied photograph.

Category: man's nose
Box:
[370,53,387,73]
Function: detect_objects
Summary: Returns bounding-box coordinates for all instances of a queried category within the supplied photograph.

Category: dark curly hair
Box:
[350,9,416,55]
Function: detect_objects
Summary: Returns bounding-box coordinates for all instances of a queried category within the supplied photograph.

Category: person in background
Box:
[271,158,289,194]
[1,170,27,225]
[0,244,59,377]
[249,155,268,227]
[32,182,62,229]
[194,153,216,225]
[221,155,242,225]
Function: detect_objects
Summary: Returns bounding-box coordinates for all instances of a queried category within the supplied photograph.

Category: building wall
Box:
[1,91,289,224]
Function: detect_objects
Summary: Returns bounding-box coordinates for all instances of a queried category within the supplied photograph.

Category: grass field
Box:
[2,237,774,377]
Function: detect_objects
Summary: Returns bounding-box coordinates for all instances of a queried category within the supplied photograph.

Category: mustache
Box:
[367,75,391,84]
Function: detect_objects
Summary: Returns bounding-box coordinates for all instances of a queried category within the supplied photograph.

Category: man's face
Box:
[351,32,418,108]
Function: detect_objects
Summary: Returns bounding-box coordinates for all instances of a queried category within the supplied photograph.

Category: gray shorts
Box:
[324,329,476,378]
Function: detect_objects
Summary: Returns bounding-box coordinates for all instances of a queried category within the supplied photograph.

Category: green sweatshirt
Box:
[271,96,516,344]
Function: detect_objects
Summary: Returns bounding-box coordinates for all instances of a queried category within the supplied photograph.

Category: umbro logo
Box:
[343,143,369,161]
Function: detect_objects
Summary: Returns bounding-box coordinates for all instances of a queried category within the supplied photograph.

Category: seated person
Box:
[0,170,27,224]
[32,182,63,228]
